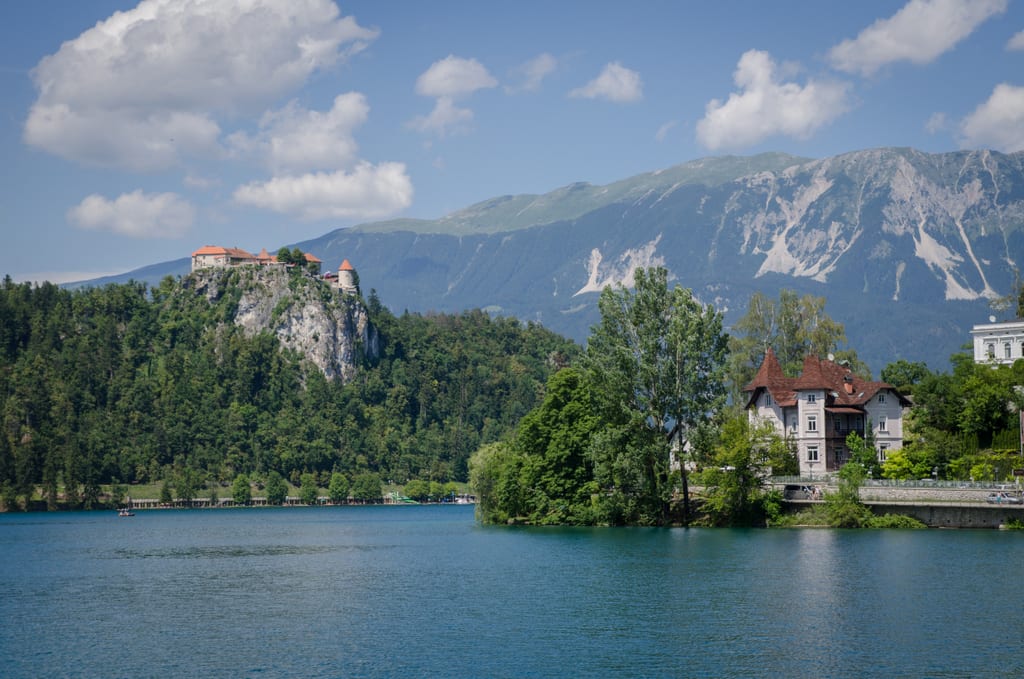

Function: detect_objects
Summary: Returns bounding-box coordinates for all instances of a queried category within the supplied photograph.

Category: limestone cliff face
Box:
[187,266,377,382]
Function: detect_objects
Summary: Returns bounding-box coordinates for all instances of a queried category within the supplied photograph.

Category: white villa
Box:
[970,318,1024,365]
[744,349,910,477]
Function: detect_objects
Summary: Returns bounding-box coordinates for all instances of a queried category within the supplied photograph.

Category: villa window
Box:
[987,343,995,358]
[878,444,889,463]
[764,394,772,407]
[878,415,887,432]
[807,394,816,403]
[807,415,817,432]
[807,445,819,462]
[878,393,885,404]
[1005,343,1012,359]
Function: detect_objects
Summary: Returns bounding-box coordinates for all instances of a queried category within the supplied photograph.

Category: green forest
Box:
[0,271,577,510]
[1,267,1022,524]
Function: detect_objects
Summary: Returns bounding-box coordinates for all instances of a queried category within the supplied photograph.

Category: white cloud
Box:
[408,97,475,136]
[569,62,643,102]
[696,50,850,150]
[1008,30,1024,50]
[507,53,557,93]
[411,55,496,136]
[67,190,195,238]
[959,83,1024,152]
[230,93,369,172]
[925,111,949,134]
[828,0,1007,77]
[233,162,414,220]
[24,0,378,170]
[655,120,678,142]
[415,55,497,98]
[184,173,219,190]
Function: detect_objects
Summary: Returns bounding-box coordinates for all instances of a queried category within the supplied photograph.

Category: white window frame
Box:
[764,393,772,407]
[878,393,885,404]
[807,415,817,432]
[807,445,819,462]
[878,443,889,462]
[878,415,887,432]
[807,393,816,403]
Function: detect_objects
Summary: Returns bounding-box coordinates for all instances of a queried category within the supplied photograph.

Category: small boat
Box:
[118,508,135,517]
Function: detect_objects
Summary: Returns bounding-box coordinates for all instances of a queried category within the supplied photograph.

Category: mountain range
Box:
[83,147,1024,375]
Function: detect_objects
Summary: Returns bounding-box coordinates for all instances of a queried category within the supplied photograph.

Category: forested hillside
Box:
[0,273,578,510]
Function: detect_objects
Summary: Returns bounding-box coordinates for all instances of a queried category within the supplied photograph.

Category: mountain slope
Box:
[78,147,1024,374]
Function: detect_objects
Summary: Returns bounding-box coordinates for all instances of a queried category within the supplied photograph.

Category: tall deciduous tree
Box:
[728,290,862,399]
[584,267,728,525]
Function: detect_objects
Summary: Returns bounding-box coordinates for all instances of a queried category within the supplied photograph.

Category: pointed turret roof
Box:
[339,259,354,271]
[744,347,783,392]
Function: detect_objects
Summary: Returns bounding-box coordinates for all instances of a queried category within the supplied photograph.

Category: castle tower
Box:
[335,259,359,295]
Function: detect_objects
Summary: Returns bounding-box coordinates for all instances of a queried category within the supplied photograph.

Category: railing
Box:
[771,476,1024,490]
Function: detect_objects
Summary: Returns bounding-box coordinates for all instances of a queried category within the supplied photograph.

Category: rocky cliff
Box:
[83,147,1024,373]
[186,265,377,382]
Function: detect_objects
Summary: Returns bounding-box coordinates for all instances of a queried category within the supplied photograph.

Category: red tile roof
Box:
[744,351,909,409]
[339,259,354,271]
[191,245,256,258]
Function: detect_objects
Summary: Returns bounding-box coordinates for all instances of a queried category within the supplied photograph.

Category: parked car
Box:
[985,492,1024,504]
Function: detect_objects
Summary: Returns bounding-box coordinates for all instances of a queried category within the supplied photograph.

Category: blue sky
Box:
[2,0,1023,283]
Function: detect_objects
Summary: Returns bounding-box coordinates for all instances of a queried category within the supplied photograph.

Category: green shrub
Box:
[867,513,927,529]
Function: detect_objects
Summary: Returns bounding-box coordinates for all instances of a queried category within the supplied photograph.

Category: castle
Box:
[190,245,358,295]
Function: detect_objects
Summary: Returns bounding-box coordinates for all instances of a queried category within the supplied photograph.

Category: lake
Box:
[1,505,1022,677]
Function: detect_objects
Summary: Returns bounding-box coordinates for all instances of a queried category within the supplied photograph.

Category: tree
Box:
[175,467,200,504]
[880,359,930,393]
[825,462,873,528]
[159,479,173,505]
[265,470,288,505]
[232,473,252,505]
[404,479,430,501]
[328,471,349,504]
[584,267,729,525]
[728,290,861,398]
[700,415,774,527]
[507,367,601,524]
[846,431,879,476]
[350,472,382,503]
[276,247,298,266]
[299,473,319,505]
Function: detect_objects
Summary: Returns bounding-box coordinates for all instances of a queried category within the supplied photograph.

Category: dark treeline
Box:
[0,274,578,509]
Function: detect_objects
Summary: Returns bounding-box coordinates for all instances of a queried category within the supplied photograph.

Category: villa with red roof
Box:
[744,349,910,477]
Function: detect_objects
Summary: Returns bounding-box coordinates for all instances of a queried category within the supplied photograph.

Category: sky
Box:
[2,0,1023,284]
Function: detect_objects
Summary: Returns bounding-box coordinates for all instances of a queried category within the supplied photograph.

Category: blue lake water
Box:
[1,505,1022,678]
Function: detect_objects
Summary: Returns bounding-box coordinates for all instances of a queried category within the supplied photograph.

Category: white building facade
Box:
[970,319,1024,365]
[745,350,909,477]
